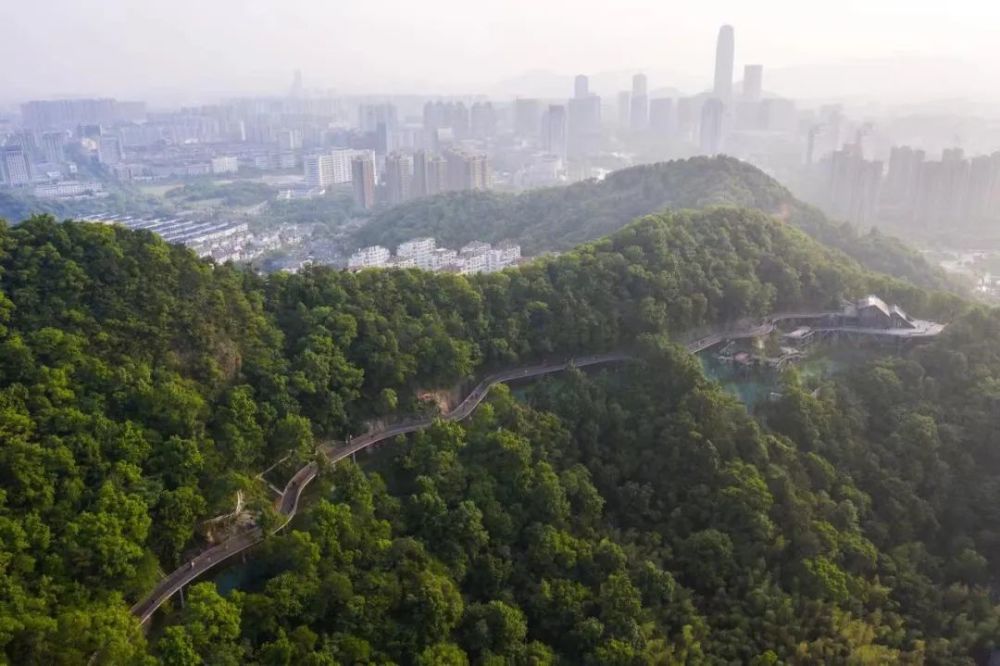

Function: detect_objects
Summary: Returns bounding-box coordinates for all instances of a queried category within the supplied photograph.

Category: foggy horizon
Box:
[5,0,1000,107]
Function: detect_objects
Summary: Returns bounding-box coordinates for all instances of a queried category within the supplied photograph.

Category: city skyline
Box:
[5,1,1000,107]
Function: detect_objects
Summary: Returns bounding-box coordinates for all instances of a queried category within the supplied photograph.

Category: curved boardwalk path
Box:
[132,353,633,624]
[132,323,775,624]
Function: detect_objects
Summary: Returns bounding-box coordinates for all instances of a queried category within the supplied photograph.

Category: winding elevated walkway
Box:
[132,353,638,624]
[129,317,840,624]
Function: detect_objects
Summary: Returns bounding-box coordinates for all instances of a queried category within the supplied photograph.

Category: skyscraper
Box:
[384,152,413,205]
[470,102,497,138]
[826,145,883,226]
[568,93,602,157]
[700,99,725,155]
[304,154,335,188]
[443,149,489,191]
[617,91,631,130]
[714,25,735,101]
[514,99,543,139]
[630,74,649,131]
[0,146,32,186]
[632,73,647,97]
[351,154,376,210]
[542,105,567,157]
[743,64,763,102]
[426,155,448,195]
[40,131,67,164]
[98,134,124,165]
[574,74,589,99]
[649,98,675,136]
[413,150,429,198]
[414,150,447,197]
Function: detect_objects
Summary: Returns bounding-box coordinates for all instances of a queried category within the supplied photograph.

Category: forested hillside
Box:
[355,156,951,292]
[195,336,1000,664]
[0,210,979,664]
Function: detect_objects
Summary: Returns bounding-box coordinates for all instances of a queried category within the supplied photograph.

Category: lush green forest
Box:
[0,207,989,664]
[355,157,952,292]
[0,185,168,223]
[165,180,278,207]
[251,191,357,232]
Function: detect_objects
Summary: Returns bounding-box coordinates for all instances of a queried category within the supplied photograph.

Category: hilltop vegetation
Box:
[0,208,980,663]
[206,331,1000,664]
[165,180,277,207]
[356,156,951,292]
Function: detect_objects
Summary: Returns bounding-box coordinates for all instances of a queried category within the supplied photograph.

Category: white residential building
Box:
[33,181,105,199]
[347,237,521,275]
[303,154,335,188]
[305,149,377,187]
[348,245,391,270]
[397,237,436,268]
[211,156,239,174]
[429,248,458,270]
[494,241,521,265]
[329,149,358,184]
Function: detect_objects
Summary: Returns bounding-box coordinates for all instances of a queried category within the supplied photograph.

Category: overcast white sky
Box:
[5,0,1000,106]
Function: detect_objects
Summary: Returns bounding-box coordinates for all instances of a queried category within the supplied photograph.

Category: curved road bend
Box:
[133,328,767,624]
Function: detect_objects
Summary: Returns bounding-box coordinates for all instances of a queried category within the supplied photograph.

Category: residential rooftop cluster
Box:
[77,214,304,264]
[347,237,521,274]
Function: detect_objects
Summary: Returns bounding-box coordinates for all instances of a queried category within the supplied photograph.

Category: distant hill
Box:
[355,156,954,292]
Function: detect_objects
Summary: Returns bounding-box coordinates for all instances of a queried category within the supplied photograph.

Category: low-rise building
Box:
[347,245,391,270]
[211,156,239,174]
[398,237,436,268]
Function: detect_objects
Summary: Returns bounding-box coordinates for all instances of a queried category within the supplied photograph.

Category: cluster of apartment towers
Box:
[303,147,487,211]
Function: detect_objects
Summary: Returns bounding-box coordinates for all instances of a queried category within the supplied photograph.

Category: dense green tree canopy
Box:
[0,205,983,663]
[356,156,952,291]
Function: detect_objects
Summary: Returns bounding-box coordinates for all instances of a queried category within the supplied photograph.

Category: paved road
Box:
[131,326,772,624]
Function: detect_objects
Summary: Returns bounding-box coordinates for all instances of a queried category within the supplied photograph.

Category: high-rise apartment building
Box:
[699,99,725,155]
[384,152,414,205]
[351,153,376,210]
[714,25,735,101]
[98,134,124,165]
[617,92,631,131]
[330,149,367,184]
[304,153,336,188]
[358,103,398,133]
[40,131,67,164]
[542,105,568,157]
[514,99,543,139]
[568,93,601,157]
[630,74,649,131]
[413,150,429,198]
[825,145,883,226]
[574,74,589,99]
[649,98,675,136]
[0,146,32,186]
[426,155,448,196]
[443,150,489,192]
[413,150,449,197]
[470,102,497,138]
[277,128,303,151]
[883,146,926,208]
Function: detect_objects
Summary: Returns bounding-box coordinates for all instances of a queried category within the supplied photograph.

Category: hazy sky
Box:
[5,0,1000,106]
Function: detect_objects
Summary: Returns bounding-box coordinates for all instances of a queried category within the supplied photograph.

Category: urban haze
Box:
[4,2,1000,664]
